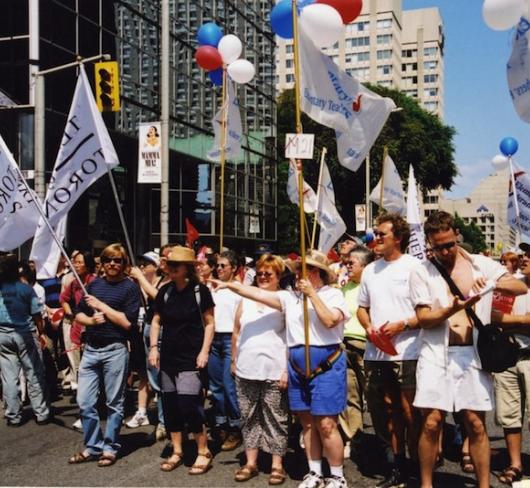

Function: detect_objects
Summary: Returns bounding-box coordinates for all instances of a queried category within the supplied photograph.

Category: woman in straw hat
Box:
[210,250,350,488]
[148,246,215,475]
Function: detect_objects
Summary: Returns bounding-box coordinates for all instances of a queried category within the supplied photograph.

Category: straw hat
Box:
[305,250,336,284]
[167,246,196,263]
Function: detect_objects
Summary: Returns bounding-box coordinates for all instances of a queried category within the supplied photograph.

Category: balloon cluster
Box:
[362,229,376,249]
[195,23,256,86]
[270,0,363,48]
[492,137,519,171]
[482,0,526,31]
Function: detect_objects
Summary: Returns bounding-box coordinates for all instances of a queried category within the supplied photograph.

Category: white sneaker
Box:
[72,418,82,431]
[324,476,348,488]
[298,471,325,488]
[125,411,149,428]
[155,424,167,441]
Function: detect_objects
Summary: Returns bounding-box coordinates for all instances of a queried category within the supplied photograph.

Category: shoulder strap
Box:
[429,257,484,330]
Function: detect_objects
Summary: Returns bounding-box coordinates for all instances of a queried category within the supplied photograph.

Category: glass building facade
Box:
[0,0,277,254]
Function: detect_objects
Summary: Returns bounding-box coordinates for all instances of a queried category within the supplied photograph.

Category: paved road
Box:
[1,391,528,487]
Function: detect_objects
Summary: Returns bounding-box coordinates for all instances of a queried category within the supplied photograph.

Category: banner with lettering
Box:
[406,165,427,261]
[507,161,530,237]
[507,16,530,123]
[138,122,162,183]
[30,64,119,278]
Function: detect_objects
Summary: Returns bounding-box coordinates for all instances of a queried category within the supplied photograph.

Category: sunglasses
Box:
[345,260,357,266]
[216,263,229,269]
[101,257,124,265]
[373,230,389,238]
[431,241,457,252]
[256,271,274,278]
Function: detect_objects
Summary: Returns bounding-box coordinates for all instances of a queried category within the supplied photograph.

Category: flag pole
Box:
[12,165,88,295]
[509,156,523,244]
[219,68,228,251]
[379,146,388,211]
[292,0,311,378]
[365,151,371,228]
[311,147,327,250]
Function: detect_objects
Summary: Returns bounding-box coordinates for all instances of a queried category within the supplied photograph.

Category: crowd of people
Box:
[2,210,530,488]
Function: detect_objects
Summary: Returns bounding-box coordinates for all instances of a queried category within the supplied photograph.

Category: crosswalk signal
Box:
[95,61,120,112]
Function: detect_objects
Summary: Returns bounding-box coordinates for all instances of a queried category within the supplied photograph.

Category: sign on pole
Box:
[285,133,315,160]
[138,122,162,183]
[355,204,366,231]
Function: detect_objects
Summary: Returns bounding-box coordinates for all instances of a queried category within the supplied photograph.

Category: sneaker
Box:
[375,468,407,488]
[298,471,325,488]
[125,410,149,428]
[72,418,82,431]
[324,475,348,488]
[155,424,167,441]
[221,431,242,451]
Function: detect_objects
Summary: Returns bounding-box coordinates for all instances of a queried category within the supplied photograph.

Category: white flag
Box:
[369,154,406,215]
[207,81,243,162]
[31,65,119,278]
[507,16,530,123]
[0,135,40,251]
[299,26,395,172]
[508,161,530,237]
[287,159,317,213]
[406,165,427,261]
[317,161,347,253]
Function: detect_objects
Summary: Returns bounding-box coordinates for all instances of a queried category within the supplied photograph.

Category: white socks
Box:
[330,465,344,478]
[308,459,323,475]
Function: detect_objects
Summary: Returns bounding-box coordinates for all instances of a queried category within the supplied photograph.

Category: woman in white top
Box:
[230,254,288,485]
[211,251,350,488]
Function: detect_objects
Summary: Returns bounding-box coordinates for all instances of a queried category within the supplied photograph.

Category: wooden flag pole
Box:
[219,67,228,251]
[379,146,388,211]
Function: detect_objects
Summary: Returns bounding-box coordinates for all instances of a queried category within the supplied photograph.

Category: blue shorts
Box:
[288,344,347,416]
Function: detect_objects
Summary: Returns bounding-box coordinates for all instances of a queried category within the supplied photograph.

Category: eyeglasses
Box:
[216,263,229,269]
[256,271,274,278]
[102,257,124,265]
[431,241,457,253]
[373,230,389,238]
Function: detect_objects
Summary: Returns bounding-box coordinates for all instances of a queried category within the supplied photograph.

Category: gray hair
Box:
[349,246,375,268]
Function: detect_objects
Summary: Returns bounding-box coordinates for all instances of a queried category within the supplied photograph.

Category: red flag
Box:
[185,218,200,248]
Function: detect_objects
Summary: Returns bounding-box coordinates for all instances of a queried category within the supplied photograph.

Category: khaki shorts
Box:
[494,357,530,429]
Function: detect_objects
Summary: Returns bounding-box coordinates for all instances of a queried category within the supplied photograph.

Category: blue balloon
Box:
[270,0,294,39]
[209,68,223,86]
[197,23,223,47]
[500,137,519,157]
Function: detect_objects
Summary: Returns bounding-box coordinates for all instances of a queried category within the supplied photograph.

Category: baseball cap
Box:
[141,251,160,267]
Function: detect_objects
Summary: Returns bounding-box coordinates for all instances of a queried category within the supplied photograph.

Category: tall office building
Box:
[276,0,444,117]
[0,0,277,253]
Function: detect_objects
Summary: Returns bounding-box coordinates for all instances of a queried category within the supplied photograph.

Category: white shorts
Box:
[413,346,493,412]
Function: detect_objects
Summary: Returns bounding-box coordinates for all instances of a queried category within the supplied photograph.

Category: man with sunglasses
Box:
[410,211,526,488]
[357,213,423,488]
[69,243,142,468]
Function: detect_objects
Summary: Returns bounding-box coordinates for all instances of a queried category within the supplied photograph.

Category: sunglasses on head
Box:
[431,241,457,252]
[101,256,124,265]
[256,271,274,278]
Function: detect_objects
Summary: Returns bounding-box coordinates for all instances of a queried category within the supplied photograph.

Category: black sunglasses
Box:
[431,241,457,252]
[373,230,389,238]
[257,271,274,278]
[102,257,124,265]
[216,263,229,269]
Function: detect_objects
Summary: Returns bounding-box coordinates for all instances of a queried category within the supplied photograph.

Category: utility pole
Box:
[160,0,170,245]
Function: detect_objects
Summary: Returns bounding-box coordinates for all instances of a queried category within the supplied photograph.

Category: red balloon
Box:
[316,0,363,24]
[195,46,223,71]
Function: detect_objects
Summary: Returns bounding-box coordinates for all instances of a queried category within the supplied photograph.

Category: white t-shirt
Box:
[358,254,422,361]
[278,286,350,347]
[236,298,287,381]
[212,287,242,333]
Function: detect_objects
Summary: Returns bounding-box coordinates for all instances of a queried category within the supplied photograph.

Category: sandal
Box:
[97,453,117,467]
[68,451,98,464]
[269,467,287,485]
[499,466,523,485]
[461,453,475,474]
[189,451,213,475]
[234,464,259,482]
[160,452,183,472]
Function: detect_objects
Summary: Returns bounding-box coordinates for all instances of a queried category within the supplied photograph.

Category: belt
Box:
[289,346,342,381]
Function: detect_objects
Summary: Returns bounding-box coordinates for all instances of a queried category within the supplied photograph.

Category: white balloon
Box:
[218,34,243,64]
[299,4,345,49]
[483,0,525,31]
[492,154,510,171]
[227,59,255,84]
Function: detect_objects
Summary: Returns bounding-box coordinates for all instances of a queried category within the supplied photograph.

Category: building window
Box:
[377,34,392,44]
[402,76,418,86]
[424,46,438,56]
[352,51,370,62]
[424,74,438,83]
[423,87,438,97]
[348,67,370,79]
[402,49,417,58]
[346,36,370,47]
[286,45,294,54]
[403,89,418,98]
[352,21,369,31]
[377,49,392,60]
[424,101,438,111]
[286,59,293,68]
[377,18,392,29]
[377,64,392,76]
[286,73,294,83]
[424,60,437,70]
[402,62,417,72]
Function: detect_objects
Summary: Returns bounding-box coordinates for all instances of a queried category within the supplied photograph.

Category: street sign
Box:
[285,133,315,159]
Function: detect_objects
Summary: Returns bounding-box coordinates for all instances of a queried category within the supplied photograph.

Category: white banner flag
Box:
[0,135,40,251]
[207,81,243,162]
[138,122,162,183]
[299,26,395,172]
[508,161,530,237]
[507,16,530,123]
[287,159,317,213]
[31,65,119,278]
[406,165,427,261]
[317,161,347,253]
[369,154,406,215]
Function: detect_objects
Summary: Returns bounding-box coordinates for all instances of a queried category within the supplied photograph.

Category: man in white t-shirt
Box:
[410,211,526,488]
[357,213,422,488]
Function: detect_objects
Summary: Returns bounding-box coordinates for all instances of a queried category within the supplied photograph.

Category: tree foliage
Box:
[454,213,487,253]
[276,86,458,253]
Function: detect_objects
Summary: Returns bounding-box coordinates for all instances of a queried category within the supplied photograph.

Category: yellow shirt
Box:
[341,281,366,341]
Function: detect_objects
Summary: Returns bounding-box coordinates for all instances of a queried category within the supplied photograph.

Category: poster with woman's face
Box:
[138,122,162,183]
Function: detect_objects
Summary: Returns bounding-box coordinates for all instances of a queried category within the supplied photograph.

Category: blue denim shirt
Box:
[0,282,41,333]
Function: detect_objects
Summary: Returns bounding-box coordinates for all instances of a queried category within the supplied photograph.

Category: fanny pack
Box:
[289,346,342,381]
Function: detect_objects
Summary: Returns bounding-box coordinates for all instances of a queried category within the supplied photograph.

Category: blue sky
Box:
[403,0,528,198]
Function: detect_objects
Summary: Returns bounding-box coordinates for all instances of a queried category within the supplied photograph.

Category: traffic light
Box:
[94,61,120,112]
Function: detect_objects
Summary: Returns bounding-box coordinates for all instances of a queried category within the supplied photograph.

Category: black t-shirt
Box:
[154,282,214,372]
